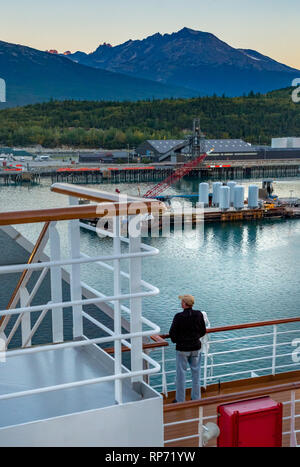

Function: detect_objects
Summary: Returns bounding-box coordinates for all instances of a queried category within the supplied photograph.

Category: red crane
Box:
[143,151,211,199]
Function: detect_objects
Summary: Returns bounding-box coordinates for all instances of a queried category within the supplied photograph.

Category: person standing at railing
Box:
[169,295,207,403]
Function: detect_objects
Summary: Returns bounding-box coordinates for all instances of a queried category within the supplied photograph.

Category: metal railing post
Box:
[20,286,31,347]
[198,406,204,447]
[161,346,168,397]
[129,217,143,383]
[68,196,83,339]
[113,217,122,404]
[49,222,63,343]
[203,350,208,390]
[272,325,277,375]
[23,302,52,348]
[290,390,297,447]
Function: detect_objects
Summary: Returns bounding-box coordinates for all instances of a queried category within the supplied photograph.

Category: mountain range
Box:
[0,27,299,109]
[0,40,194,109]
[69,27,300,96]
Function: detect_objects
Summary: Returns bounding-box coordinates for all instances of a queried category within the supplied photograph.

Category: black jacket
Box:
[169,308,206,351]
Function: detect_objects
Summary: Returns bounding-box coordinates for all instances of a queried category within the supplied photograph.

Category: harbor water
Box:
[1,177,300,333]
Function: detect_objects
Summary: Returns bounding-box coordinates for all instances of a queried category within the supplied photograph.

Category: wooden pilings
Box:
[0,171,41,185]
[2,163,299,186]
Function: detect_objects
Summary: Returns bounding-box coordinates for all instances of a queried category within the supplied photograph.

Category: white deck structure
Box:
[0,185,165,446]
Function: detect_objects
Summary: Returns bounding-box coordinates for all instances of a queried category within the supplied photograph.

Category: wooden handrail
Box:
[164,378,300,412]
[105,334,169,355]
[104,317,300,355]
[160,316,300,340]
[0,222,50,327]
[51,183,160,204]
[0,201,166,226]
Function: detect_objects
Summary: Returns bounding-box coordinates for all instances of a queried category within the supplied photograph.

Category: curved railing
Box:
[0,188,166,405]
[159,319,300,447]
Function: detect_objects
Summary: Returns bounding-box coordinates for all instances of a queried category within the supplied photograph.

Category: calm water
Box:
[1,177,300,334]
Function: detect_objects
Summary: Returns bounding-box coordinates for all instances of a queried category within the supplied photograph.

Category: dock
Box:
[80,205,298,234]
[51,161,300,184]
[0,170,41,185]
[1,158,300,186]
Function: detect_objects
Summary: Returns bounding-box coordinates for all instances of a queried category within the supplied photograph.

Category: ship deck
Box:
[164,369,300,405]
[163,370,300,447]
[0,344,142,429]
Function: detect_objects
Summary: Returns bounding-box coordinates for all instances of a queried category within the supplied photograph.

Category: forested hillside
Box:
[0,88,299,148]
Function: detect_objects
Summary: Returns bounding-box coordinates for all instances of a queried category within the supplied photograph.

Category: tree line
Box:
[0,88,299,149]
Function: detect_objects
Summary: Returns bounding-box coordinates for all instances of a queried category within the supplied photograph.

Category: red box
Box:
[217,397,283,447]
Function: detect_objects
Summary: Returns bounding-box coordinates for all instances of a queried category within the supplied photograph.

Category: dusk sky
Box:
[1,0,300,69]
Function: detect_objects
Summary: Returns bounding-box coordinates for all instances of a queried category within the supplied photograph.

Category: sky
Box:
[1,0,300,69]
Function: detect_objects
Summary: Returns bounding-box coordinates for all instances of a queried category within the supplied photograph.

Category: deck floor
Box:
[0,345,141,429]
[163,371,300,447]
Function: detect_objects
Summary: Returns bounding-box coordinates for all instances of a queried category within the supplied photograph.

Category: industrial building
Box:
[136,139,261,162]
[136,138,300,163]
[79,151,130,164]
[272,137,300,149]
[0,148,34,160]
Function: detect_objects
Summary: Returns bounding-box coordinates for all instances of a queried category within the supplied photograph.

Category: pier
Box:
[80,205,300,234]
[1,159,300,186]
[0,170,41,185]
[51,160,300,184]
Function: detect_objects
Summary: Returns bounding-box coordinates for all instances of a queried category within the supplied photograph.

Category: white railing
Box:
[0,197,162,405]
[164,409,217,446]
[164,392,300,447]
[150,321,300,394]
[282,392,300,448]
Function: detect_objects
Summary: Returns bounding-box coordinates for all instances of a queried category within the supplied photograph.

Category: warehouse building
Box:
[136,139,259,162]
[136,138,300,162]
[79,151,130,164]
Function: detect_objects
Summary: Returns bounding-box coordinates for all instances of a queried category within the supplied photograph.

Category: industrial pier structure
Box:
[0,161,299,186]
[48,161,300,185]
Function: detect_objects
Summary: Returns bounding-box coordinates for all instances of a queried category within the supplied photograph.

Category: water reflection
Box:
[1,178,300,333]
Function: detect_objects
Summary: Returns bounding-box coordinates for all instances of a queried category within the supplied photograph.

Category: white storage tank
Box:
[212,182,222,206]
[234,185,245,210]
[199,183,209,207]
[220,186,230,211]
[227,181,236,206]
[248,185,259,209]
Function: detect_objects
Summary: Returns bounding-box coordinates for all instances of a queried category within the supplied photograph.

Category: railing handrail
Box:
[51,183,160,204]
[105,334,169,355]
[159,316,300,341]
[0,200,166,226]
[164,377,300,412]
[104,317,300,355]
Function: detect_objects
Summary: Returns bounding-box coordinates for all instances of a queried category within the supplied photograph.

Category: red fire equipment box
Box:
[217,397,283,447]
